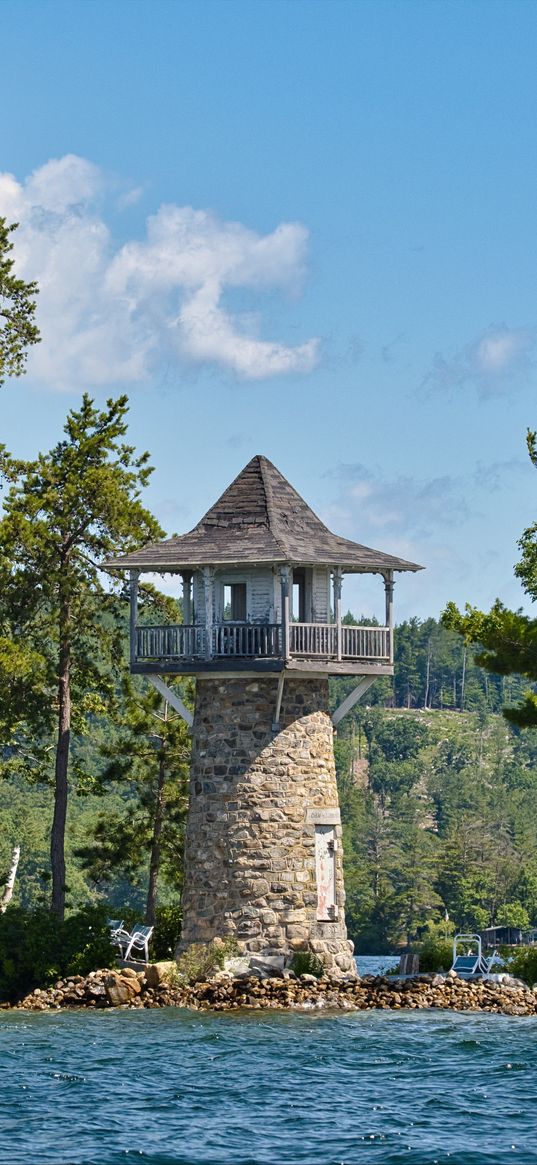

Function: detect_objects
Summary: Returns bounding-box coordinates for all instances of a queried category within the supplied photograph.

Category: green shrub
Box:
[416,938,454,973]
[0,904,116,1002]
[175,937,240,984]
[152,905,182,960]
[504,945,537,985]
[289,951,324,978]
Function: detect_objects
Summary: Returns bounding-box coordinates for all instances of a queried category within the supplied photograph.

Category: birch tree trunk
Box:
[0,845,20,913]
[51,581,71,919]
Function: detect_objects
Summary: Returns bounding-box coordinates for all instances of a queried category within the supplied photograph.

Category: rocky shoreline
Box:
[4,966,537,1016]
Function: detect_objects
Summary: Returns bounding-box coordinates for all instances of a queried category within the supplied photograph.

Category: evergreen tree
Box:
[0,218,40,385]
[0,395,163,917]
[77,681,190,924]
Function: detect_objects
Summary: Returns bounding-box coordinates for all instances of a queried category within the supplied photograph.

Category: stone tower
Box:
[107,456,421,975]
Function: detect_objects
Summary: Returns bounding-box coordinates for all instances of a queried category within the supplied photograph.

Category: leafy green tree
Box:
[443,429,537,727]
[443,601,537,727]
[77,681,190,924]
[0,395,163,918]
[0,218,40,385]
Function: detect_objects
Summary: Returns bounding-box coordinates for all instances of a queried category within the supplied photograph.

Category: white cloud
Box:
[328,462,470,542]
[320,458,532,620]
[422,324,536,398]
[0,155,319,389]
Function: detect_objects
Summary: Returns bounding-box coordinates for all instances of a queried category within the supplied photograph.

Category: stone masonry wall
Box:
[179,676,356,976]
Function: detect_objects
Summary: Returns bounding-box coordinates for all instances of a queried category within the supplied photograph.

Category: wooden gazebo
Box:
[107,455,421,725]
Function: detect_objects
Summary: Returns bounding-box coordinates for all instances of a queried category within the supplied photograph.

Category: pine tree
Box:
[77,680,190,924]
[0,394,163,917]
[0,218,40,385]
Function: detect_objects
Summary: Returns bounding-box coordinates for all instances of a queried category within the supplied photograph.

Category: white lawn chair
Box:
[451,933,497,978]
[107,919,131,951]
[119,924,154,962]
[107,918,125,938]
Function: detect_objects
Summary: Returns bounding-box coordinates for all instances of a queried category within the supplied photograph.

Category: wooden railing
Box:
[137,625,206,659]
[290,623,336,656]
[137,623,281,660]
[212,623,281,658]
[290,623,390,660]
[136,622,390,662]
[341,625,390,660]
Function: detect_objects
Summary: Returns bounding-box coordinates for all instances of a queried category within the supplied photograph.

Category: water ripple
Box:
[1,1008,537,1164]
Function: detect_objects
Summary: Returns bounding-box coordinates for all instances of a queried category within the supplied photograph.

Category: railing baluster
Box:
[134,620,390,663]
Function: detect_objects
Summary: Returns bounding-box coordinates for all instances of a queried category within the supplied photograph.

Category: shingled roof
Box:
[105,455,423,574]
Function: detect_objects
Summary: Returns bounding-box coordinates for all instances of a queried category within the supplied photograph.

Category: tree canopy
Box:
[0,218,40,386]
[0,394,164,916]
[443,429,537,727]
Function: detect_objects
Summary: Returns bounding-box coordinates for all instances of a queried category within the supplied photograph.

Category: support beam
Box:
[332,676,377,727]
[333,567,342,662]
[280,565,291,661]
[129,570,140,670]
[383,570,395,664]
[181,571,193,625]
[147,675,193,728]
[203,567,214,659]
[272,671,285,732]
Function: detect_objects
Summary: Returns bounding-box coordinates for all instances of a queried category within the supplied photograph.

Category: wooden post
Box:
[181,571,192,625]
[203,567,214,659]
[384,570,394,663]
[280,565,290,661]
[129,570,139,669]
[334,567,342,661]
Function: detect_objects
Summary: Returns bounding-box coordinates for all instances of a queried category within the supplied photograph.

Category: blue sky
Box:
[2,0,537,622]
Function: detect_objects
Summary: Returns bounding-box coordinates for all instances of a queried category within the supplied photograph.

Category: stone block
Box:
[250,955,285,978]
[144,961,178,989]
[286,925,309,940]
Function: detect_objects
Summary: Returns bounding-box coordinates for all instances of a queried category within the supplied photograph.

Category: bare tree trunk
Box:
[460,647,467,712]
[1,845,20,913]
[145,728,167,927]
[51,584,71,919]
[424,641,432,709]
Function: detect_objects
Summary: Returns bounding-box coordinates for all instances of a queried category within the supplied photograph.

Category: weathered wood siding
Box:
[247,568,274,623]
[273,569,282,623]
[193,570,205,625]
[206,567,275,624]
[312,568,330,622]
[193,565,328,626]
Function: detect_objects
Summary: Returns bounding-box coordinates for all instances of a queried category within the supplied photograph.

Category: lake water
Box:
[2,987,537,1165]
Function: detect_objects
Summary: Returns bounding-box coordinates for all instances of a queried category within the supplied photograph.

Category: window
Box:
[223,582,247,621]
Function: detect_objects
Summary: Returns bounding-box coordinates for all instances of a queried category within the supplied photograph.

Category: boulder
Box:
[104,971,142,1006]
[144,961,177,989]
[223,956,253,978]
[249,955,285,979]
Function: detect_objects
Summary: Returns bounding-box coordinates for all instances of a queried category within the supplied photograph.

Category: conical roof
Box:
[106,455,422,574]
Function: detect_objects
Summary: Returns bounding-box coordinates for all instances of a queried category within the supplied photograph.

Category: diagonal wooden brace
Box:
[272,671,285,732]
[331,677,377,727]
[147,675,193,728]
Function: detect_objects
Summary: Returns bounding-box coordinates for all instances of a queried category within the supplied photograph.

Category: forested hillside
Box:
[2,611,536,949]
[340,611,527,713]
[333,702,537,951]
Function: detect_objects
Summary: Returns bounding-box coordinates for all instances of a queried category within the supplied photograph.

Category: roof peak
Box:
[104,453,423,574]
[193,454,333,556]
